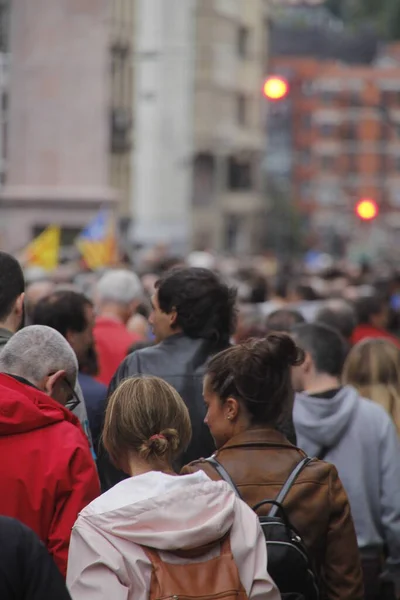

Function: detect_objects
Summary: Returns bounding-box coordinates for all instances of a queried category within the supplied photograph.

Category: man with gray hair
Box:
[94,269,144,385]
[0,325,100,577]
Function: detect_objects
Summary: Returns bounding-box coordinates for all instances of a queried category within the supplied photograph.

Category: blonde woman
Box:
[66,376,279,600]
[343,337,400,435]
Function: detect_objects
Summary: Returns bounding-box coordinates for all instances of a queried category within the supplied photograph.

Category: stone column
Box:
[131,0,195,254]
[0,0,117,252]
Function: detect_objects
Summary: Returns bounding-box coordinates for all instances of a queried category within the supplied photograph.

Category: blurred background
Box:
[1,0,400,268]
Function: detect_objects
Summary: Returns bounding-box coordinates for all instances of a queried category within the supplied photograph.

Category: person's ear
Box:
[42,370,66,399]
[224,397,240,421]
[15,293,25,318]
[169,308,178,328]
[303,351,314,375]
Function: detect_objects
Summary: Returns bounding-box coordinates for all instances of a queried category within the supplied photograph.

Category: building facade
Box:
[109,0,134,216]
[0,0,269,255]
[191,0,269,253]
[268,47,400,257]
[0,0,116,252]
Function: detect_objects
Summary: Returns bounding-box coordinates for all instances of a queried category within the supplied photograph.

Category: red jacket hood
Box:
[0,374,80,435]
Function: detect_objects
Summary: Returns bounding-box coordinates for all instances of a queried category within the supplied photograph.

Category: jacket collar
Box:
[0,327,12,343]
[6,374,40,391]
[219,427,295,452]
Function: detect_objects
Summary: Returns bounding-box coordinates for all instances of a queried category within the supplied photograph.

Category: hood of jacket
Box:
[0,373,80,436]
[79,470,237,552]
[294,385,359,455]
[0,327,12,348]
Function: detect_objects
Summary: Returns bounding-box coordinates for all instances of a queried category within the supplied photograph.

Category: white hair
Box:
[96,269,142,305]
[0,325,78,387]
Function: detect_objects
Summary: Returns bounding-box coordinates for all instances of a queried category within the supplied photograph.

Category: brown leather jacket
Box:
[182,427,364,600]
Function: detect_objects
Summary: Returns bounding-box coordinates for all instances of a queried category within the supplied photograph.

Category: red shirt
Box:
[351,324,400,348]
[94,316,141,386]
[0,374,100,576]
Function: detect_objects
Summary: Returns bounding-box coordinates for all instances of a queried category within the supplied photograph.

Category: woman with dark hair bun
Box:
[183,333,363,600]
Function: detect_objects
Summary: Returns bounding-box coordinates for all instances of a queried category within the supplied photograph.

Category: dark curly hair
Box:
[155,267,237,347]
[0,252,25,322]
[32,290,92,338]
[206,333,305,426]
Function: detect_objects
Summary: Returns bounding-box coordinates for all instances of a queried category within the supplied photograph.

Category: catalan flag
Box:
[23,225,60,271]
[76,210,118,270]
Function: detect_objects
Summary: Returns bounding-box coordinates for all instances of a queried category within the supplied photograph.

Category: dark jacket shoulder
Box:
[0,516,71,600]
[99,334,221,491]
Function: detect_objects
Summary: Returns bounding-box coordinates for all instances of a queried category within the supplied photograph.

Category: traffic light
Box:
[263,76,289,101]
[355,199,379,221]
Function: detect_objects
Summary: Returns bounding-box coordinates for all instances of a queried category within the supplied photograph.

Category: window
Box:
[349,91,360,107]
[321,90,334,105]
[300,149,311,166]
[300,182,311,199]
[302,114,312,129]
[379,152,387,174]
[225,215,240,252]
[192,153,215,206]
[110,108,132,153]
[321,155,334,170]
[237,94,247,126]
[315,185,337,206]
[228,154,253,190]
[237,26,249,59]
[320,123,335,137]
[343,122,357,141]
[391,188,400,207]
[302,81,313,97]
[1,92,7,113]
[347,153,357,173]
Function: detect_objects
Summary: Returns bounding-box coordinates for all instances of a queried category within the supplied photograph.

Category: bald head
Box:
[0,325,78,390]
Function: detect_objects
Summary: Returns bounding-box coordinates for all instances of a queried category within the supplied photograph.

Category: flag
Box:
[23,225,60,271]
[76,210,118,270]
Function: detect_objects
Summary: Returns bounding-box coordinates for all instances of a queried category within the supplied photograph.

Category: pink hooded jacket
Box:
[67,470,280,600]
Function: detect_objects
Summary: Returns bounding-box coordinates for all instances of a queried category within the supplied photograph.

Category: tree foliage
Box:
[325,0,400,40]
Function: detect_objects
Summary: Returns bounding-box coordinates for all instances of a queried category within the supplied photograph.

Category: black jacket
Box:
[98,333,220,490]
[0,516,71,600]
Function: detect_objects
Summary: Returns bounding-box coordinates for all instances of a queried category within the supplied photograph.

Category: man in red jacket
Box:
[0,324,100,577]
[352,294,400,348]
[93,269,143,385]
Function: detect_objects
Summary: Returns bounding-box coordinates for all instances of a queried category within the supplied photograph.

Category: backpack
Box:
[206,456,320,600]
[141,534,249,600]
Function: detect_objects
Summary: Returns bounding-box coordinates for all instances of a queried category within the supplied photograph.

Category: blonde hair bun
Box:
[139,428,180,460]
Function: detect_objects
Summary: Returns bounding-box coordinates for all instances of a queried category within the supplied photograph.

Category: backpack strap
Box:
[204,456,242,499]
[269,456,313,517]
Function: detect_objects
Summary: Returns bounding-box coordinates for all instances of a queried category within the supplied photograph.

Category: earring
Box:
[227,416,232,420]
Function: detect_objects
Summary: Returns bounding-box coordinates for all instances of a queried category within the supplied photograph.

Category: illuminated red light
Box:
[263,76,289,100]
[355,199,378,221]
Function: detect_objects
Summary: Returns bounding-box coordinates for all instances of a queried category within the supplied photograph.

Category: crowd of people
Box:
[0,248,400,600]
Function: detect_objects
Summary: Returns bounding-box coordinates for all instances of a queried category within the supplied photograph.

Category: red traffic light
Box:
[263,76,289,100]
[355,199,378,221]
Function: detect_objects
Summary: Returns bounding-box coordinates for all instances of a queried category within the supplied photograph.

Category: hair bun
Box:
[258,333,305,368]
[139,428,180,461]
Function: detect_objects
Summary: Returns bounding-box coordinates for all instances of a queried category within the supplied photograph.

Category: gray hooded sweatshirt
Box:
[294,385,400,584]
